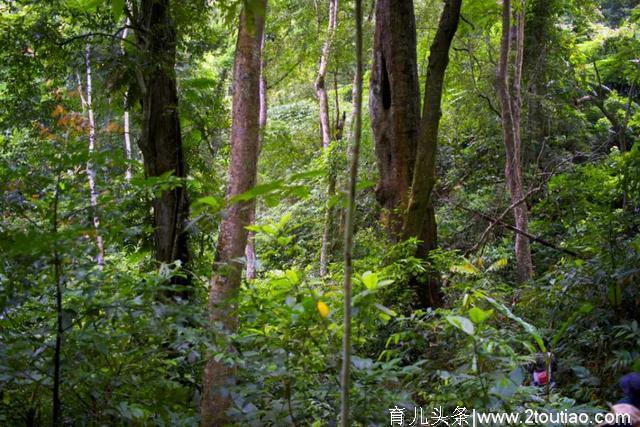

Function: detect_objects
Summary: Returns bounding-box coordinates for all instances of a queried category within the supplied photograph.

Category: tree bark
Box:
[121,20,133,182]
[245,32,267,280]
[79,45,105,267]
[317,0,339,277]
[201,3,266,425]
[524,0,553,164]
[403,0,461,239]
[315,0,338,150]
[134,0,191,295]
[402,0,462,307]
[51,174,63,427]
[369,0,421,240]
[341,0,363,423]
[496,0,534,282]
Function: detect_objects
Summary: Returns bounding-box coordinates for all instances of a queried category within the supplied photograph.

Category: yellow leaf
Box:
[317,300,329,318]
[450,261,479,275]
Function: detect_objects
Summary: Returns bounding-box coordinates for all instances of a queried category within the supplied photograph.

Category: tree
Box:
[370,0,462,307]
[132,0,191,295]
[245,31,267,280]
[402,0,462,308]
[200,2,266,424]
[78,44,105,267]
[341,0,363,423]
[317,0,339,277]
[496,0,534,281]
[369,0,421,240]
[121,20,133,182]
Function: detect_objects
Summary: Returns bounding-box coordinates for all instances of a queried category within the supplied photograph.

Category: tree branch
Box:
[58,28,140,49]
[454,202,583,258]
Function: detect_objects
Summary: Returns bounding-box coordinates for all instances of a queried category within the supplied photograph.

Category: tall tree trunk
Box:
[201,3,266,425]
[369,0,421,240]
[402,0,462,307]
[51,173,63,427]
[123,99,133,181]
[79,45,105,267]
[341,0,363,423]
[122,20,133,182]
[496,0,533,282]
[245,32,267,280]
[318,0,339,277]
[524,0,553,163]
[315,0,338,151]
[134,0,191,295]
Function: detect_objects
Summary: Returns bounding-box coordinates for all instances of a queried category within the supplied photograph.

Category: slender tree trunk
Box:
[369,0,421,240]
[319,176,336,277]
[134,0,191,295]
[341,0,362,423]
[245,32,267,280]
[122,20,133,182]
[402,0,462,307]
[318,0,339,277]
[51,174,62,427]
[123,103,132,181]
[496,0,533,282]
[315,0,338,150]
[201,3,266,425]
[79,45,105,267]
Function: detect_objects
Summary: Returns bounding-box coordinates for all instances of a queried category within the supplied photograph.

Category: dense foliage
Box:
[0,0,638,425]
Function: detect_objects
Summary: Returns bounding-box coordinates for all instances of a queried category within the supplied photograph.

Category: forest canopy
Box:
[1,0,639,425]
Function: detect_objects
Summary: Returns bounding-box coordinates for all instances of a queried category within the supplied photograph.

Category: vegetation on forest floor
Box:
[0,0,639,425]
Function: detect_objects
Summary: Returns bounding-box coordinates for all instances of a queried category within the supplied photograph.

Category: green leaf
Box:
[374,303,397,318]
[111,0,124,20]
[446,315,475,336]
[551,303,594,348]
[480,294,544,350]
[469,307,493,324]
[230,181,283,203]
[608,283,622,306]
[65,0,102,12]
[196,196,223,210]
[285,269,299,284]
[278,212,292,229]
[361,271,378,290]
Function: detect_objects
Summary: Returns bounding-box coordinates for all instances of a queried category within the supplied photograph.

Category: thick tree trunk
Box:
[524,0,552,163]
[403,0,461,240]
[245,33,267,280]
[496,0,534,282]
[79,45,105,267]
[369,0,421,240]
[135,0,191,295]
[402,0,462,307]
[317,0,339,277]
[201,3,266,425]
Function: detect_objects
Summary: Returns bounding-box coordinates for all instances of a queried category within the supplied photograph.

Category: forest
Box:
[0,0,639,425]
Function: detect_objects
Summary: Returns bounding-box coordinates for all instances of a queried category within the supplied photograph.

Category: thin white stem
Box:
[82,44,105,267]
